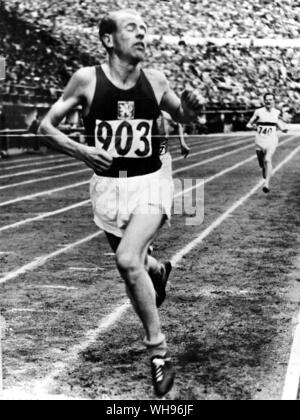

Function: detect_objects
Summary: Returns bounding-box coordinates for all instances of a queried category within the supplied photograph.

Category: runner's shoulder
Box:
[72,66,96,87]
[143,68,169,90]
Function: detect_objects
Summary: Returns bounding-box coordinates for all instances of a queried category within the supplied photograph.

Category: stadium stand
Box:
[1,0,300,117]
[4,0,300,38]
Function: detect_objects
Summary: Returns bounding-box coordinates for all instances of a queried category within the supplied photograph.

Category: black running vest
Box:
[83,66,162,177]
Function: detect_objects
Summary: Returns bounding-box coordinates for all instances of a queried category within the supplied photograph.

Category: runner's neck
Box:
[104,59,142,90]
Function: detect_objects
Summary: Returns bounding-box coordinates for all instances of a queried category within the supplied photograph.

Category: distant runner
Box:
[247,93,288,193]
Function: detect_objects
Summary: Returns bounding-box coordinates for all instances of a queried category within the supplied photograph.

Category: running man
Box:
[158,110,190,183]
[39,9,203,397]
[147,112,190,256]
[247,93,288,193]
[158,110,190,158]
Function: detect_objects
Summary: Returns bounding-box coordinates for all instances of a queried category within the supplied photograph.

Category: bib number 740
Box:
[95,119,153,158]
[257,126,274,136]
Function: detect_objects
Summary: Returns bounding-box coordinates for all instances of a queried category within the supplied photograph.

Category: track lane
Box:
[1,135,298,400]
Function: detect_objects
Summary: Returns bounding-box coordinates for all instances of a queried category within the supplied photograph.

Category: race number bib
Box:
[257,125,276,138]
[95,119,153,158]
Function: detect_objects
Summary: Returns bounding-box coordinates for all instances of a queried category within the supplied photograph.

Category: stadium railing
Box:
[0,127,84,156]
[0,108,255,156]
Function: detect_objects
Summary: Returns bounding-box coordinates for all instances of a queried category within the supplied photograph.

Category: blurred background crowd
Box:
[1,0,300,116]
[4,0,300,38]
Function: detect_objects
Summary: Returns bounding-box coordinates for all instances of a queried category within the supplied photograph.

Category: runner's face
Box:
[113,14,147,63]
[264,95,275,109]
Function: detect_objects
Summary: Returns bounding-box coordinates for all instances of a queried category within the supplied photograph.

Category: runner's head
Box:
[264,93,275,110]
[99,9,147,64]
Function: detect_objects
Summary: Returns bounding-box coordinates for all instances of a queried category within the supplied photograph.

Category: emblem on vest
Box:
[118,101,135,120]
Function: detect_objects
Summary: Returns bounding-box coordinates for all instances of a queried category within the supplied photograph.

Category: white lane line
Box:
[0,200,91,233]
[173,143,253,174]
[0,180,89,208]
[0,138,250,208]
[69,267,105,272]
[0,135,295,230]
[0,156,72,172]
[27,141,300,398]
[8,309,60,313]
[0,168,90,191]
[172,137,251,163]
[168,134,241,149]
[0,154,62,166]
[0,137,248,190]
[0,155,258,285]
[174,155,256,198]
[174,135,296,198]
[33,285,78,291]
[0,134,225,174]
[0,161,83,181]
[173,142,300,265]
[282,312,300,400]
[0,141,259,283]
[30,301,131,399]
[168,135,252,153]
[0,231,103,285]
[167,132,251,145]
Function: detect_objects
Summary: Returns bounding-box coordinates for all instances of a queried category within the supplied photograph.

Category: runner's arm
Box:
[160,76,205,124]
[277,118,288,133]
[178,123,190,158]
[38,68,112,173]
[246,111,259,130]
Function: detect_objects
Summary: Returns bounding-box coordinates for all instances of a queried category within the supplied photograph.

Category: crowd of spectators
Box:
[149,41,300,113]
[1,0,300,114]
[4,0,300,39]
[0,2,97,101]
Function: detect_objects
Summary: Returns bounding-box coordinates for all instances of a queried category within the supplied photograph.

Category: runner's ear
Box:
[102,33,114,51]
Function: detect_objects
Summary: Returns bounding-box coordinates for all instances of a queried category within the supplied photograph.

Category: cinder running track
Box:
[0,132,299,400]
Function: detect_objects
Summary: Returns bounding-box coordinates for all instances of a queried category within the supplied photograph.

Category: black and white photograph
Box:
[0,0,300,403]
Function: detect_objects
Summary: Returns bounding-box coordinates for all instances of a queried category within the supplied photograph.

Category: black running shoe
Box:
[263,186,270,194]
[151,355,175,397]
[150,262,172,308]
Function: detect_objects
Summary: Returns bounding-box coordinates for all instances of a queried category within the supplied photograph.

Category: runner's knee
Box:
[116,250,143,281]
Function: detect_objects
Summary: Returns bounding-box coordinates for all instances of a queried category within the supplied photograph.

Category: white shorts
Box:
[255,136,279,162]
[90,169,174,238]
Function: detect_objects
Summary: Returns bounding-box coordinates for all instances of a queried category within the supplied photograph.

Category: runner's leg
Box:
[106,232,162,272]
[264,143,277,191]
[115,214,167,356]
[106,231,167,304]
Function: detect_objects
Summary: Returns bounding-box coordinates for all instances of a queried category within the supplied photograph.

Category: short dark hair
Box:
[264,92,275,101]
[99,9,141,52]
[99,14,118,52]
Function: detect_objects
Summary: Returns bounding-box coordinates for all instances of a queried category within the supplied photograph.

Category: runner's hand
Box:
[181,89,205,119]
[81,146,113,173]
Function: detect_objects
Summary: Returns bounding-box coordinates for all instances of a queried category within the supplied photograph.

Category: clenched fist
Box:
[81,146,113,174]
[181,89,205,119]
